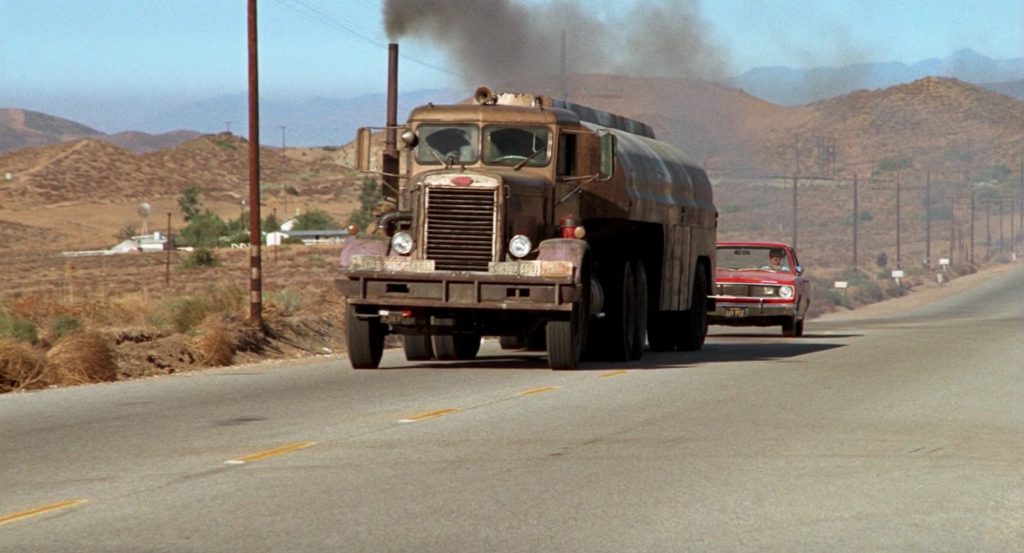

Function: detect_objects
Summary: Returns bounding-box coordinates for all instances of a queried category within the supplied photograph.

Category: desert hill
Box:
[550,75,1022,179]
[0,133,364,251]
[0,108,201,155]
[757,77,1024,177]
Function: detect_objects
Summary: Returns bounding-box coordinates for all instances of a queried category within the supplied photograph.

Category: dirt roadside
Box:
[817,260,1022,322]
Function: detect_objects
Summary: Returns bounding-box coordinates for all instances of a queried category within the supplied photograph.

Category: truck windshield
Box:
[416,124,479,165]
[483,126,550,167]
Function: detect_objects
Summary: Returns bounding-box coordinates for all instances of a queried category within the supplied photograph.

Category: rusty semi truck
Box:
[336,88,716,369]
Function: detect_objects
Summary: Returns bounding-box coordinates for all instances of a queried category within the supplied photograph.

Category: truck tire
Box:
[547,257,590,370]
[346,304,385,369]
[403,335,434,361]
[432,334,481,360]
[676,266,708,351]
[588,259,637,362]
[647,312,676,351]
[499,335,524,350]
[629,259,648,361]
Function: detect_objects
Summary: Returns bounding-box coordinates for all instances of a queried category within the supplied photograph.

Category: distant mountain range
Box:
[1,49,1021,153]
[730,48,1023,106]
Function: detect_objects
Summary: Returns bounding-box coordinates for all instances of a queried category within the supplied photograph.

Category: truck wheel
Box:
[547,256,590,370]
[592,260,636,362]
[629,259,648,361]
[647,312,676,351]
[346,304,384,368]
[676,266,708,351]
[499,335,524,350]
[432,334,481,360]
[403,335,434,361]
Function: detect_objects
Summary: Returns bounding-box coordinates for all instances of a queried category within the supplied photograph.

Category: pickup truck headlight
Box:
[508,234,532,258]
[390,231,414,255]
[779,285,794,299]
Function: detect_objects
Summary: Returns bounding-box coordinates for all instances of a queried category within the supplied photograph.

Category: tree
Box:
[178,212,227,248]
[348,178,381,230]
[178,185,202,222]
[291,208,338,231]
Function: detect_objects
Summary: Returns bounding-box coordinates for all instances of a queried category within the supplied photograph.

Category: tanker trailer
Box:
[337,88,717,369]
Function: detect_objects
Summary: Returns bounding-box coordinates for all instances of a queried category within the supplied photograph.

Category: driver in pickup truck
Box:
[763,248,789,272]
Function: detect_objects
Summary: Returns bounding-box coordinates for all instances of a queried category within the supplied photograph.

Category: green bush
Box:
[50,315,82,341]
[0,310,39,344]
[151,284,245,333]
[180,248,218,269]
[266,289,302,316]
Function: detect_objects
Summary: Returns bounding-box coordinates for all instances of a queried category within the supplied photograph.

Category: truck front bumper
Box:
[336,264,580,313]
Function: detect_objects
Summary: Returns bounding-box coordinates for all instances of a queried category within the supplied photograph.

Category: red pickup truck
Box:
[708,241,811,337]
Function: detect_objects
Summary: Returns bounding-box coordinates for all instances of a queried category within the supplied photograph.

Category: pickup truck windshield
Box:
[717,247,791,272]
[483,126,550,167]
[416,124,479,165]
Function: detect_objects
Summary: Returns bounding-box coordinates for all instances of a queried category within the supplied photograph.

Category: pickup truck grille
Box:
[425,187,497,271]
[716,283,783,298]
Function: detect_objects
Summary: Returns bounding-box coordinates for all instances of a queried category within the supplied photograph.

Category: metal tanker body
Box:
[337,88,717,369]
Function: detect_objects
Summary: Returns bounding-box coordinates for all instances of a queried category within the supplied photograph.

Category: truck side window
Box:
[557,134,576,176]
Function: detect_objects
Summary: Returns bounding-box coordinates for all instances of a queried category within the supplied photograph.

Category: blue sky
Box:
[0,0,1021,134]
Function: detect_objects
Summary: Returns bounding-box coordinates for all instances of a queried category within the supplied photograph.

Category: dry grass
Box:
[45,330,118,385]
[192,314,241,367]
[0,339,48,392]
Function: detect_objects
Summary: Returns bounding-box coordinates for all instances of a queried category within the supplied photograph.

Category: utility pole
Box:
[896,171,901,269]
[560,30,569,100]
[949,187,956,263]
[999,200,1004,252]
[985,199,991,260]
[225,121,232,134]
[792,135,799,249]
[925,170,931,268]
[279,126,286,150]
[852,173,859,267]
[247,0,262,324]
[970,184,975,263]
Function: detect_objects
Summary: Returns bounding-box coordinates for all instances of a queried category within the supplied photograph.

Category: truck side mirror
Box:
[599,131,616,180]
[355,127,373,172]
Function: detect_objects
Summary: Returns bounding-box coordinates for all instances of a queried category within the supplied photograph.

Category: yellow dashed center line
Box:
[398,408,459,423]
[599,369,628,378]
[0,499,87,526]
[516,386,560,396]
[225,441,317,465]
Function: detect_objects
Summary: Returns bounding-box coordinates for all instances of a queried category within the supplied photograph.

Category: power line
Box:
[273,0,462,79]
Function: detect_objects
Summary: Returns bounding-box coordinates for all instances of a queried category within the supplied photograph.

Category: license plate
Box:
[723,307,746,318]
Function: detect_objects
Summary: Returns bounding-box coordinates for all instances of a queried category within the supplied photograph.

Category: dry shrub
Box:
[152,283,245,333]
[46,330,118,385]
[0,339,48,392]
[192,314,242,367]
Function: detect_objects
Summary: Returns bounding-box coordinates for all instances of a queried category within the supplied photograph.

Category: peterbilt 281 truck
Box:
[336,87,717,370]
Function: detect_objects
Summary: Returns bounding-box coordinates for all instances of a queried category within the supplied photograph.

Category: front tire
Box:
[547,257,590,370]
[346,304,385,368]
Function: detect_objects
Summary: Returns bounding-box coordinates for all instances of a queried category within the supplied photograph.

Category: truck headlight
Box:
[508,234,532,258]
[391,231,414,255]
[779,285,794,299]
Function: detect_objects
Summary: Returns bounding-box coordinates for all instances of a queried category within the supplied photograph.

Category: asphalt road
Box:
[2,268,1022,552]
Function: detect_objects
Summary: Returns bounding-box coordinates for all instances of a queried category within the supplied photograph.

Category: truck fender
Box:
[538,239,589,283]
[338,236,389,269]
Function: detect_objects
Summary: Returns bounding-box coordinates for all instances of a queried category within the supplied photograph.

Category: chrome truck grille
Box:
[424,187,497,271]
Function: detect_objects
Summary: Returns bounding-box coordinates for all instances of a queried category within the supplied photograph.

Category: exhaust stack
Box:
[383,43,399,204]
